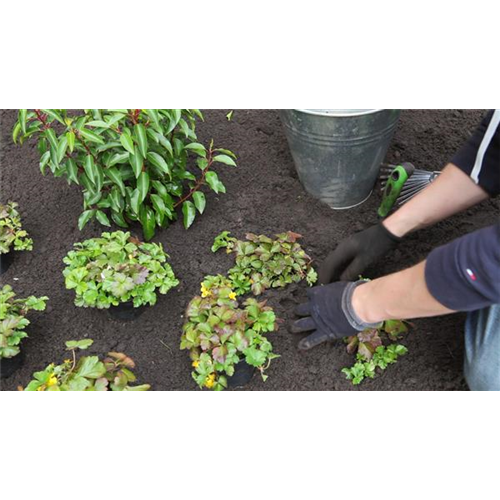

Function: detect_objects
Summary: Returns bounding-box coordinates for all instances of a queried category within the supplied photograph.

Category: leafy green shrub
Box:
[13,109,237,240]
[342,320,410,385]
[24,339,150,391]
[63,231,178,309]
[0,202,33,254]
[0,285,48,359]
[180,276,279,390]
[212,231,317,295]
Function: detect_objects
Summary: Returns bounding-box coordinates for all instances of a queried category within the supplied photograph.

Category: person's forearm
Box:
[352,261,455,323]
[383,163,489,238]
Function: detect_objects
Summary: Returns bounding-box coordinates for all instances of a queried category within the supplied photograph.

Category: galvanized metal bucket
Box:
[280,109,401,209]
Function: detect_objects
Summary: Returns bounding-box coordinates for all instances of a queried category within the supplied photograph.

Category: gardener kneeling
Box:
[292,110,500,391]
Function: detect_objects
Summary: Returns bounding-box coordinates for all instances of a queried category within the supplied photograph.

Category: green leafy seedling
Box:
[181,277,279,391]
[63,231,178,309]
[0,285,48,360]
[343,319,411,385]
[24,340,150,391]
[342,344,408,385]
[0,202,33,254]
[212,231,317,296]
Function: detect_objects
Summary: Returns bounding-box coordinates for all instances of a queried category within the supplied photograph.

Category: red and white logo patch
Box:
[466,268,477,281]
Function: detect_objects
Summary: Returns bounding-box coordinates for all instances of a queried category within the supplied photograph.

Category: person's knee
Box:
[465,359,500,391]
[464,306,500,391]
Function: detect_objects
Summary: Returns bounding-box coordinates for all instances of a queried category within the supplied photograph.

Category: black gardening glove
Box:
[318,223,401,284]
[291,281,382,351]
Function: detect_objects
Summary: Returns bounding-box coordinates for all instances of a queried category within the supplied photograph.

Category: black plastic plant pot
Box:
[0,251,14,276]
[227,361,256,389]
[107,301,147,321]
[108,301,146,322]
[0,350,24,379]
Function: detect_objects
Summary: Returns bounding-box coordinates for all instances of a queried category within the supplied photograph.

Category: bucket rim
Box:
[293,109,387,118]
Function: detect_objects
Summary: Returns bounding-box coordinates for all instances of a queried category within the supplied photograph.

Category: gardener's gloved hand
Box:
[318,223,401,284]
[291,281,382,350]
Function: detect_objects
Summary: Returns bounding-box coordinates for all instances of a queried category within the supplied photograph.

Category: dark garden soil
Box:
[1,109,498,391]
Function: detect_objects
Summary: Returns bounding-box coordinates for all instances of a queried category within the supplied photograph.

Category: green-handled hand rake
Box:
[378,163,441,218]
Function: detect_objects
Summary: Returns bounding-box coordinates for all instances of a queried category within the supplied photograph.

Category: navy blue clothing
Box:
[452,110,500,197]
[425,110,500,311]
[426,224,500,311]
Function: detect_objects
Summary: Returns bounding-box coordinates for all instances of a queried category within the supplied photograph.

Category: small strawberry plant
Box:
[212,231,317,295]
[180,276,279,390]
[13,109,237,240]
[63,231,178,309]
[0,285,48,360]
[0,202,33,254]
[24,339,150,391]
[342,344,408,385]
[342,320,410,385]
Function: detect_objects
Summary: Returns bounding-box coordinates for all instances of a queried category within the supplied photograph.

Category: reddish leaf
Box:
[346,335,359,355]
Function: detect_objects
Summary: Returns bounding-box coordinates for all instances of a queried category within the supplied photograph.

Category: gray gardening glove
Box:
[318,223,401,284]
[291,280,382,350]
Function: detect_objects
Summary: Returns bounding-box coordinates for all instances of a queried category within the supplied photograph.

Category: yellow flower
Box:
[64,359,72,364]
[229,292,237,301]
[47,375,58,387]
[201,284,212,298]
[192,360,199,368]
[226,248,232,254]
[205,373,216,389]
[249,279,254,284]
[36,386,45,391]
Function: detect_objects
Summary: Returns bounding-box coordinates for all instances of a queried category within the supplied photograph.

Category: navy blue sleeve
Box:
[425,224,500,311]
[451,110,500,197]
